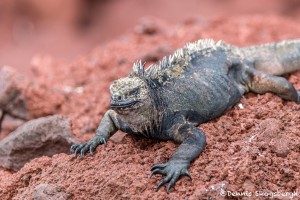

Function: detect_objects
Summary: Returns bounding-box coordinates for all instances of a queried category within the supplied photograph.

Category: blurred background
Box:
[1,0,300,76]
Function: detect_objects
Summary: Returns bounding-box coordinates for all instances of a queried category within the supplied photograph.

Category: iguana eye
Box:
[128,88,139,96]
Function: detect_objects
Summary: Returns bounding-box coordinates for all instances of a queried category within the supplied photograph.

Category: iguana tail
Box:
[239,39,300,75]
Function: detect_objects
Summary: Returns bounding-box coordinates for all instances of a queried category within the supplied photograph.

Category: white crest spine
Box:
[130,38,225,80]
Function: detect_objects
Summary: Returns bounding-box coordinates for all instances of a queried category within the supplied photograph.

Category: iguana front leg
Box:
[70,110,121,157]
[150,124,206,192]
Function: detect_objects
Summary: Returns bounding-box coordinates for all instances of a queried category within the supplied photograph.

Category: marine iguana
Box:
[70,39,300,192]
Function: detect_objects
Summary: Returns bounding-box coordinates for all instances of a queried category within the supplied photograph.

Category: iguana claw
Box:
[70,135,107,158]
[150,161,192,192]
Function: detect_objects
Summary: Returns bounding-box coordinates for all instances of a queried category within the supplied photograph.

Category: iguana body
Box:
[71,39,300,192]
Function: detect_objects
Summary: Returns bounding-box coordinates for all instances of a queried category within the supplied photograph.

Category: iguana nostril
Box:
[112,94,122,101]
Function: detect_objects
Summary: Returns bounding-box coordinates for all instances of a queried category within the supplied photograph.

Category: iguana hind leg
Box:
[244,67,299,103]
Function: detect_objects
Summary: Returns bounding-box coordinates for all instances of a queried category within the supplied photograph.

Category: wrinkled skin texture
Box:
[71,39,300,192]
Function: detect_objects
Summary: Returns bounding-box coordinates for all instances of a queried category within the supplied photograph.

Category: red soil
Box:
[0,14,300,200]
[1,0,300,77]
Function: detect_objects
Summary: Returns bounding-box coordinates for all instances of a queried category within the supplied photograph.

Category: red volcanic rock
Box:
[0,65,66,138]
[0,15,300,199]
[32,183,70,200]
[0,115,78,171]
[0,66,29,120]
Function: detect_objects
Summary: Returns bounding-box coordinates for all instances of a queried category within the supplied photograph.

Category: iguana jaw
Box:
[110,99,141,109]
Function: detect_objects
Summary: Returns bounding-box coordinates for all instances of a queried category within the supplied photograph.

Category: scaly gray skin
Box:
[71,39,300,192]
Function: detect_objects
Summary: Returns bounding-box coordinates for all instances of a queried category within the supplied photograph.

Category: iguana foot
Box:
[70,135,107,158]
[150,161,192,192]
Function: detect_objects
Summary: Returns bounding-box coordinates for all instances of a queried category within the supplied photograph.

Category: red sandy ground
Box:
[0,15,300,199]
[2,0,300,77]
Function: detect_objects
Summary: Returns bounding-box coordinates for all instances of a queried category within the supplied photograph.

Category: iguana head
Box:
[109,76,150,112]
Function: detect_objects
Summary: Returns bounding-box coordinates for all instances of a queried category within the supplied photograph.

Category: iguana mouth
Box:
[110,99,140,109]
